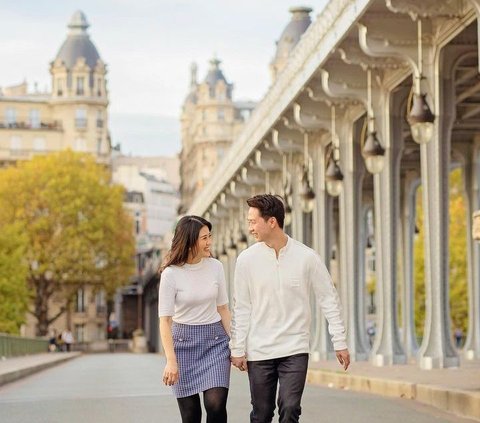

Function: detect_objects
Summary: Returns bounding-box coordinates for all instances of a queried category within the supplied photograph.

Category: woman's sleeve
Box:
[216,261,229,306]
[158,270,176,317]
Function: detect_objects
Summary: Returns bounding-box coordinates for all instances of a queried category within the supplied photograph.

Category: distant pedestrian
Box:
[159,215,231,423]
[48,329,58,352]
[61,329,74,352]
[454,327,463,348]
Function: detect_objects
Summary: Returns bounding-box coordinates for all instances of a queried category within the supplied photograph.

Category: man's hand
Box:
[231,355,248,372]
[335,349,350,371]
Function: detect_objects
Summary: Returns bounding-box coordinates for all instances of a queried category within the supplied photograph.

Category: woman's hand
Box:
[163,360,179,386]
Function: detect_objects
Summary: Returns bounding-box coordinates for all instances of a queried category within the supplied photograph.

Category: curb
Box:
[0,352,82,387]
[307,368,480,421]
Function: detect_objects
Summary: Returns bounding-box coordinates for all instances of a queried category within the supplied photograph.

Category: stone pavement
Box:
[308,357,480,421]
[0,352,478,421]
[0,352,81,386]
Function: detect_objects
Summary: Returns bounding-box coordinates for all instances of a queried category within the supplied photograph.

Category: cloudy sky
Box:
[0,0,327,156]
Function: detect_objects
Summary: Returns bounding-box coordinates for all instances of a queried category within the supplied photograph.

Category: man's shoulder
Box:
[289,238,325,263]
[289,237,316,255]
[237,242,262,260]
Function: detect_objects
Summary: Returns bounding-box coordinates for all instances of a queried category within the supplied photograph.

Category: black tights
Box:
[177,387,228,423]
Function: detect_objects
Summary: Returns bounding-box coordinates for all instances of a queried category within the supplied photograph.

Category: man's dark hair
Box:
[246,194,285,229]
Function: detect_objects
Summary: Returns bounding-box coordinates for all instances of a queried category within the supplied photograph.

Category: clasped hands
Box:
[231,355,248,372]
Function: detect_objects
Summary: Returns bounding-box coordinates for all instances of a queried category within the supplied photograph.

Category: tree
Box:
[0,151,136,336]
[0,223,29,333]
[414,168,468,338]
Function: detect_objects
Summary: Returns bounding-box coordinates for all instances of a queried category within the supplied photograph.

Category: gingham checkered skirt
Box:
[172,321,231,398]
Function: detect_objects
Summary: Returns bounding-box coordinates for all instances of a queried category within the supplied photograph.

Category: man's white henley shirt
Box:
[230,236,347,361]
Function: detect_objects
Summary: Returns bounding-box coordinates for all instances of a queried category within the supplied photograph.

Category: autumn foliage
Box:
[0,151,135,335]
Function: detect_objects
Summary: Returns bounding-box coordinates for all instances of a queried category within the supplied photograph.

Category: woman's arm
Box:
[217,304,231,337]
[159,316,178,385]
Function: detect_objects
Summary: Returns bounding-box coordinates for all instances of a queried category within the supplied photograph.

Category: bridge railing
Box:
[0,333,48,358]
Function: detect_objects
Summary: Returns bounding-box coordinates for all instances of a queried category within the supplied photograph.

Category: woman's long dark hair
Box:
[160,215,212,272]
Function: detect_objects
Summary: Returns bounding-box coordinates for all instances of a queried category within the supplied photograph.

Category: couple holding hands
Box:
[159,194,350,423]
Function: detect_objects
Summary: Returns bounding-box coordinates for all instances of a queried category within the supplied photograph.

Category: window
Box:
[97,78,102,96]
[57,78,64,96]
[75,109,87,128]
[29,109,40,128]
[97,324,105,340]
[218,109,225,122]
[97,138,102,154]
[6,108,16,126]
[95,290,106,314]
[33,137,46,151]
[74,138,87,152]
[74,324,85,343]
[10,136,22,151]
[76,77,85,95]
[96,110,103,128]
[75,288,86,313]
[135,211,141,235]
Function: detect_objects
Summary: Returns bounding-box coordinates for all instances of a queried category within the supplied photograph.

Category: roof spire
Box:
[68,10,90,35]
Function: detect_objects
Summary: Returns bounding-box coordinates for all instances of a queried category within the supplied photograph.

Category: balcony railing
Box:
[0,120,62,131]
[0,333,49,358]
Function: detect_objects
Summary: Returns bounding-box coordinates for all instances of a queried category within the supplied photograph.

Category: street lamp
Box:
[300,133,315,212]
[325,105,344,197]
[362,130,385,174]
[407,19,435,145]
[300,165,315,212]
[325,154,344,197]
[282,154,293,225]
[362,68,385,174]
[408,93,435,144]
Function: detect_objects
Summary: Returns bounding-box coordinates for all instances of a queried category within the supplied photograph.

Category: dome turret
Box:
[270,7,312,81]
[55,11,101,70]
[203,58,232,99]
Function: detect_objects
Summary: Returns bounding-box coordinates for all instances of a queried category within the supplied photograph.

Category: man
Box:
[230,194,350,423]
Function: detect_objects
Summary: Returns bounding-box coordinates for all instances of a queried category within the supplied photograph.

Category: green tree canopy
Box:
[0,151,136,336]
[414,168,468,338]
[0,223,29,334]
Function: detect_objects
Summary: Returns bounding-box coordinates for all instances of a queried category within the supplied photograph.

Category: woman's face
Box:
[192,225,212,260]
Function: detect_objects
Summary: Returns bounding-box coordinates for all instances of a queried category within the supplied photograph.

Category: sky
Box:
[0,0,327,156]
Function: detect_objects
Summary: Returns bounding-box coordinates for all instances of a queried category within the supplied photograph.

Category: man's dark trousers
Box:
[247,353,309,423]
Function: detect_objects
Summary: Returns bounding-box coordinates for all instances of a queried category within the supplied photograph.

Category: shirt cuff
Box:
[333,340,348,351]
[229,345,245,358]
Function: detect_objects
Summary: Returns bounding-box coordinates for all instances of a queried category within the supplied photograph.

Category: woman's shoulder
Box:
[161,266,177,279]
[206,257,223,269]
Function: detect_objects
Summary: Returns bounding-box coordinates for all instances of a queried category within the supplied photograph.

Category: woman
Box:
[159,215,231,423]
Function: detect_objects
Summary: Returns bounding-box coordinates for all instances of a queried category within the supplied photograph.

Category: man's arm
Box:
[229,258,251,371]
[311,254,350,370]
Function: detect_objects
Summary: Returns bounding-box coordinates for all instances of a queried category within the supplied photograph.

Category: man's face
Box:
[247,207,273,242]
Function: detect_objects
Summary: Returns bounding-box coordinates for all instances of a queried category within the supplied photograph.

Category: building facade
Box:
[1,11,112,343]
[179,58,255,212]
[0,11,110,166]
[112,154,179,348]
[188,0,480,369]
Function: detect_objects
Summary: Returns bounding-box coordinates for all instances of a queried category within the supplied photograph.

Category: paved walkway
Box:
[308,357,480,421]
[0,352,479,420]
[0,352,81,386]
[0,353,476,423]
